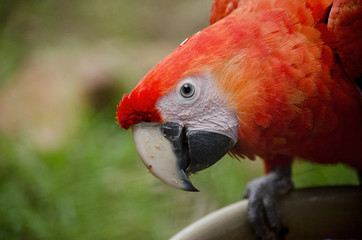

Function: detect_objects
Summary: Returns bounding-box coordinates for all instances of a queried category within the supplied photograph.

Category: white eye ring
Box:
[176,78,200,104]
[180,83,195,98]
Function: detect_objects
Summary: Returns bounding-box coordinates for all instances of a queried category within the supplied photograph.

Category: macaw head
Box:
[116,0,336,192]
[116,13,258,191]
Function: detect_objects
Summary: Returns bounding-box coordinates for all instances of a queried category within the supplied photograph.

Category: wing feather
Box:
[327,0,362,78]
[210,0,240,24]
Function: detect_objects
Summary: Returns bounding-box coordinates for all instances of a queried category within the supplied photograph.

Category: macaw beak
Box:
[132,122,235,192]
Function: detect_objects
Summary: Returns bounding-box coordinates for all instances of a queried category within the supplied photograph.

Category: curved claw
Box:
[243,166,294,240]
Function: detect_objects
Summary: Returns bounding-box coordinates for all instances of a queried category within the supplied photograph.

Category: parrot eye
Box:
[180,83,195,98]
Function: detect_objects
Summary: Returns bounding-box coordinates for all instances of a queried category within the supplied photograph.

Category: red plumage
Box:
[117,0,362,171]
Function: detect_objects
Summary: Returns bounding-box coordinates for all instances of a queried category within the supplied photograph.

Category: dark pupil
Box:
[183,84,192,95]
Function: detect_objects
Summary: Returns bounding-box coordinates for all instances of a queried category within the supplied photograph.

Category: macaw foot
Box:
[243,166,294,240]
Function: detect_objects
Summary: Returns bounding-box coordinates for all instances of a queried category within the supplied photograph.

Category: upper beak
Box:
[132,122,235,192]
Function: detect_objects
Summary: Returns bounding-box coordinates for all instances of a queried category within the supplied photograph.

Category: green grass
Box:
[0,106,252,239]
[0,107,358,239]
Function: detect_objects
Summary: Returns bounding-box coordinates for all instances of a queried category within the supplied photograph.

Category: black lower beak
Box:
[185,130,235,174]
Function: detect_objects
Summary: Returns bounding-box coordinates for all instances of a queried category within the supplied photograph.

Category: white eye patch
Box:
[156,73,240,143]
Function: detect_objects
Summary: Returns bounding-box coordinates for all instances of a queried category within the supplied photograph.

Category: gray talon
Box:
[244,166,293,240]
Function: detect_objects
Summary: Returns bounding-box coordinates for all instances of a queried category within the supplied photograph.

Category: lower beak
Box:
[132,122,235,192]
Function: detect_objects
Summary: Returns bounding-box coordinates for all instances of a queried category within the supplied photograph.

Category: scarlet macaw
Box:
[117,0,362,239]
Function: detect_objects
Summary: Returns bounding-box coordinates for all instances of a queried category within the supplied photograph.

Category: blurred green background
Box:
[0,0,359,239]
